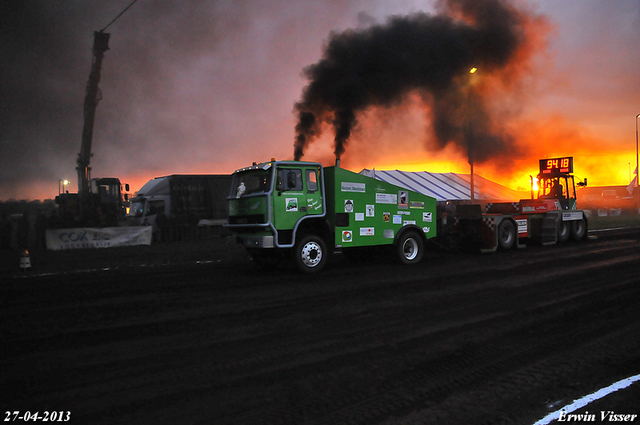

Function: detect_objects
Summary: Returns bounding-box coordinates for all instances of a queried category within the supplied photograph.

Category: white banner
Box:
[46,226,152,251]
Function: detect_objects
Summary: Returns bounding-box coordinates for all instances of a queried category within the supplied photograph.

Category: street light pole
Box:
[636,114,639,188]
[58,179,69,195]
[468,67,478,203]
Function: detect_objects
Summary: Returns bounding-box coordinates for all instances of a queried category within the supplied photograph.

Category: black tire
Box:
[557,220,570,243]
[293,235,327,273]
[396,231,424,265]
[497,219,516,250]
[570,218,587,241]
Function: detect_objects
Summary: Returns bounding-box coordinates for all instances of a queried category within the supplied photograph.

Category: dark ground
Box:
[2,227,640,424]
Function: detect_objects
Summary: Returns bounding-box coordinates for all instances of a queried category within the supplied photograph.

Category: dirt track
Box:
[3,228,640,424]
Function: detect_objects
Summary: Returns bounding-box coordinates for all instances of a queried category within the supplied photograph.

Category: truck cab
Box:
[538,175,578,210]
[126,177,171,229]
[227,160,326,249]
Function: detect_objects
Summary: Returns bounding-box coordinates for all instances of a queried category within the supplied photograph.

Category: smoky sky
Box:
[0,0,230,200]
[293,0,533,162]
[1,0,638,201]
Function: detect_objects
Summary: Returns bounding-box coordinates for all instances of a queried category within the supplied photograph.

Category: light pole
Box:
[59,179,70,195]
[468,67,478,202]
[636,114,639,188]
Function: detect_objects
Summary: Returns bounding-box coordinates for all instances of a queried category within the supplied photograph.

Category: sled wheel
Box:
[498,220,516,250]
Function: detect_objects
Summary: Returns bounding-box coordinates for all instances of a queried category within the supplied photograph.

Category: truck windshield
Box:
[128,201,145,218]
[231,170,272,197]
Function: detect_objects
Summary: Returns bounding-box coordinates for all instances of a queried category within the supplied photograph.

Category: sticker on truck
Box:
[366,205,375,217]
[562,211,584,221]
[376,193,397,204]
[286,198,298,211]
[341,182,366,192]
[516,219,528,234]
[344,199,354,212]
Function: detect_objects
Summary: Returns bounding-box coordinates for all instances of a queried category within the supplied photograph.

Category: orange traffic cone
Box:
[20,249,31,271]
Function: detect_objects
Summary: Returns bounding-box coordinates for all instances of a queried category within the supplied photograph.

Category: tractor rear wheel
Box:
[570,217,587,240]
[557,220,570,243]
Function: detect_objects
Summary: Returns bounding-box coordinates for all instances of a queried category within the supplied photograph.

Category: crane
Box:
[77,31,110,200]
[56,31,128,226]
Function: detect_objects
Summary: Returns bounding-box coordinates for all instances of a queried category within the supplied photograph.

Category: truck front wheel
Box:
[396,231,424,265]
[293,235,327,273]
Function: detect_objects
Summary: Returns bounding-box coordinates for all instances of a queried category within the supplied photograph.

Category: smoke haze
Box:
[1,0,638,201]
[293,0,544,163]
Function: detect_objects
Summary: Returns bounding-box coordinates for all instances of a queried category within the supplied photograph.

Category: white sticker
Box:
[376,193,398,204]
[403,220,416,226]
[423,212,433,222]
[562,211,583,221]
[355,212,364,221]
[360,227,375,236]
[516,219,528,234]
[423,227,431,234]
[393,215,402,224]
[365,204,375,217]
[344,199,354,213]
[285,198,298,212]
[342,230,353,242]
[398,190,408,206]
[341,182,366,193]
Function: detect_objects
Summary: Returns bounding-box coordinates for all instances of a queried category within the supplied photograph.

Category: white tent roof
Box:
[360,169,526,202]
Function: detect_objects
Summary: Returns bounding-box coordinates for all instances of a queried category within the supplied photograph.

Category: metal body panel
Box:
[324,166,437,249]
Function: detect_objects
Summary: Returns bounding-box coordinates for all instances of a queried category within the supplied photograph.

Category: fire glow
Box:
[290,0,636,192]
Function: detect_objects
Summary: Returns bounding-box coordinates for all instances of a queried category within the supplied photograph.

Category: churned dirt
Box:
[3,228,640,424]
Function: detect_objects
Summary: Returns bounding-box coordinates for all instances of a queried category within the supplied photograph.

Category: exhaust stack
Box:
[335,158,340,167]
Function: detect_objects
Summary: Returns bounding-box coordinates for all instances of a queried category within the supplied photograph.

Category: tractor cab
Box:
[537,157,585,210]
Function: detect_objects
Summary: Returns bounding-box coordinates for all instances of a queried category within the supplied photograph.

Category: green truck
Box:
[226,157,589,273]
[226,160,437,273]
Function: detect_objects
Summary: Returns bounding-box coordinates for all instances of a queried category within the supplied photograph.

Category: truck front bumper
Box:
[236,235,275,249]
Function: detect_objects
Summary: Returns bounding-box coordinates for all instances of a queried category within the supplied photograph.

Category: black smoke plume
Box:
[293,0,534,162]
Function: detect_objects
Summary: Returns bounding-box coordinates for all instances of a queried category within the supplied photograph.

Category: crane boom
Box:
[77,31,110,198]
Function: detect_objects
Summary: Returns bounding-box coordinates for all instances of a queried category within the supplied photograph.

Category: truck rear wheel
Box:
[570,218,587,240]
[498,220,516,250]
[558,220,570,243]
[396,231,424,265]
[293,235,327,273]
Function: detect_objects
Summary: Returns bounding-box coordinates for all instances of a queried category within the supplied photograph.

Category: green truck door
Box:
[272,166,323,231]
